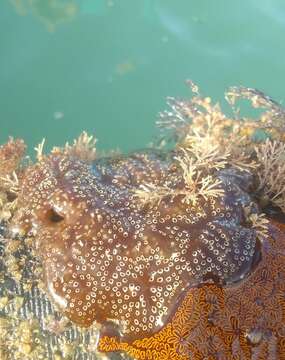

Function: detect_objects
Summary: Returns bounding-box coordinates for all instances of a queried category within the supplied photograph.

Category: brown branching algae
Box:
[1,83,285,359]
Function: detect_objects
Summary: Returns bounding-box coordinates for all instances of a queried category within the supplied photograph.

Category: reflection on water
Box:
[10,0,153,32]
[9,0,116,32]
[10,0,78,31]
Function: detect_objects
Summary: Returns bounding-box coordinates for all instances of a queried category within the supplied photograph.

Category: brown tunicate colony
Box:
[13,150,259,340]
[99,221,285,360]
[6,84,285,359]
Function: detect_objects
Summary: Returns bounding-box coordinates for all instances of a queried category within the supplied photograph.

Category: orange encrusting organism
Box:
[99,222,285,359]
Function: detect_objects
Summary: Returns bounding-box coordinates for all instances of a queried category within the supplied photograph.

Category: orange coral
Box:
[99,221,285,359]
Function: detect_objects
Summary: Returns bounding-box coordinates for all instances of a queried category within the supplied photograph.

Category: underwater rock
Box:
[2,84,285,359]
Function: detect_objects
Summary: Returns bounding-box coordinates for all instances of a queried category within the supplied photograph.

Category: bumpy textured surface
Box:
[13,151,261,343]
[3,85,285,359]
[99,222,285,359]
[0,138,25,176]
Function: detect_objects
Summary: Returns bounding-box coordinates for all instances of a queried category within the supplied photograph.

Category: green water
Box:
[1,0,285,155]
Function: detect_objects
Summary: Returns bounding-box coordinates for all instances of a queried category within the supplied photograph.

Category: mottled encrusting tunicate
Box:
[4,84,285,359]
[12,149,261,340]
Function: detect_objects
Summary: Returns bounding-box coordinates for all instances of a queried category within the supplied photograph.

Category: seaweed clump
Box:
[136,82,285,217]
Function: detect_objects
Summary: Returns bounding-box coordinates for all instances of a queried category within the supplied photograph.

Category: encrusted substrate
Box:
[1,84,285,359]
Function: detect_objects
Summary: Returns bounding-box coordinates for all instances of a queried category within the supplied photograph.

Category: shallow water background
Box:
[1,0,285,154]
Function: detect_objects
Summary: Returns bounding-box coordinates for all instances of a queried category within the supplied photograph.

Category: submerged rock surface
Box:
[1,84,285,359]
